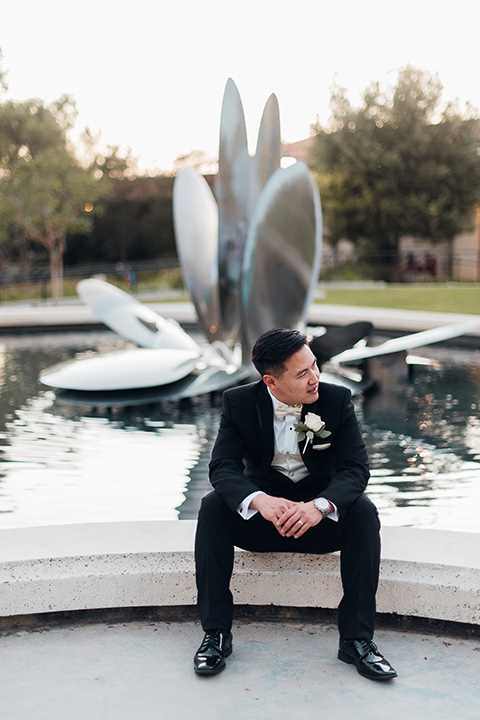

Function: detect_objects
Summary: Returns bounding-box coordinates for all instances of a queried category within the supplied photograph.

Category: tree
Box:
[310,66,480,278]
[0,92,135,298]
[0,95,79,280]
[6,144,103,302]
[0,96,73,167]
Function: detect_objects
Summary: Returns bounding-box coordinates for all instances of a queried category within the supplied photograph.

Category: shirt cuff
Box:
[323,499,339,522]
[236,491,265,520]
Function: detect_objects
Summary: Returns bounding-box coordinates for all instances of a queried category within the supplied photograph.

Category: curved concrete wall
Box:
[0,521,479,625]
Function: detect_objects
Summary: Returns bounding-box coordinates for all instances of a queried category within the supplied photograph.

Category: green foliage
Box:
[0,98,67,167]
[310,67,480,274]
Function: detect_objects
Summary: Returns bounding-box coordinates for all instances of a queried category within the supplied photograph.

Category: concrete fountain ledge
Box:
[0,521,479,627]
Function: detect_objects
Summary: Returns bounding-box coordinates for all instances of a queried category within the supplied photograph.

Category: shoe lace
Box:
[356,639,379,656]
[200,630,222,651]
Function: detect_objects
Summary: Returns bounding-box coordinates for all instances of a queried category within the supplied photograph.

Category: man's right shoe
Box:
[193,630,233,675]
[338,638,397,680]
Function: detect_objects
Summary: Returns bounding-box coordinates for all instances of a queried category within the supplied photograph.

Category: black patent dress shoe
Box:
[194,630,233,675]
[338,639,397,680]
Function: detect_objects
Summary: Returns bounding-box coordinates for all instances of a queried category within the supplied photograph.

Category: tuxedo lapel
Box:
[300,397,325,472]
[255,382,275,472]
[301,396,320,420]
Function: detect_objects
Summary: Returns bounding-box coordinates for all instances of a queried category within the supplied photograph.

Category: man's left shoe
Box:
[338,639,397,680]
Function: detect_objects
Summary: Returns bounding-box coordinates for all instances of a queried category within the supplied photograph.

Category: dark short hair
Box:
[252,328,309,377]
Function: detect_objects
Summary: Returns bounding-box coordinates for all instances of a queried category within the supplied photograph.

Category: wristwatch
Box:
[314,498,331,519]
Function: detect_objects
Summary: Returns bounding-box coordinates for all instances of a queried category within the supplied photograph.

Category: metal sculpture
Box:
[39,79,480,403]
[173,77,321,358]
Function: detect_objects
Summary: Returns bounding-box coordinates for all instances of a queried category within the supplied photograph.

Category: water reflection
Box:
[0,332,479,532]
[362,346,480,531]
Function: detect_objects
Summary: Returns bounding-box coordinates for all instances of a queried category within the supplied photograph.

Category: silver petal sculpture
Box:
[250,92,281,213]
[77,278,200,352]
[40,347,201,391]
[240,161,322,356]
[172,168,222,342]
[215,78,251,337]
[173,77,322,359]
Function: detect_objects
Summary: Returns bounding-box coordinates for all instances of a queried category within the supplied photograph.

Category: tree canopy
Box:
[5,144,103,301]
[309,66,480,276]
[0,89,134,300]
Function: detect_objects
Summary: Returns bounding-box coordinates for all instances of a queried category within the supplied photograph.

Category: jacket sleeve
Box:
[315,388,370,517]
[208,391,264,512]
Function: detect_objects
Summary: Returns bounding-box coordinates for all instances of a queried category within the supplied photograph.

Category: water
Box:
[0,330,479,533]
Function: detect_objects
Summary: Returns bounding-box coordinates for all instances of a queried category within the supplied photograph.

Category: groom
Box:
[193,328,396,680]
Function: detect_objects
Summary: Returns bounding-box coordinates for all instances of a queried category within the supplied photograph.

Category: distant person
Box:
[123,266,137,293]
[129,268,137,293]
[425,253,437,278]
[193,328,397,681]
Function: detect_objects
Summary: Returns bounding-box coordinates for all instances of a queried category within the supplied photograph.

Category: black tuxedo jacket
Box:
[209,380,370,519]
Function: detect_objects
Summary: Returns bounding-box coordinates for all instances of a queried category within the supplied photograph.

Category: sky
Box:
[2,0,480,174]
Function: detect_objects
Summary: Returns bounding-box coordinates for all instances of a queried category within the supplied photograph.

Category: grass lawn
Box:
[315,283,480,315]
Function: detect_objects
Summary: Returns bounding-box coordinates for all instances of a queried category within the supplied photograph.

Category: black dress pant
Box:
[194,490,381,640]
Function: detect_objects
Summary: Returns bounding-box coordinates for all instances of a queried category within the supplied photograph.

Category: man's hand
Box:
[276,500,329,539]
[249,494,296,527]
[250,495,330,538]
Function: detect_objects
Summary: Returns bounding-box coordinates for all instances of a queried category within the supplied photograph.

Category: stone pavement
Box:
[1,618,479,720]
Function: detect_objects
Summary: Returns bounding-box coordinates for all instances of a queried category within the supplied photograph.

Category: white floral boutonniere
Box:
[294,412,331,454]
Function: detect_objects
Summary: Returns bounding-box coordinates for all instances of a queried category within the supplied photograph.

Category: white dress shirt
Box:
[236,389,338,521]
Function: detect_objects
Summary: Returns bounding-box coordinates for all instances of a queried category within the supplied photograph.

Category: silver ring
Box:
[297,520,303,526]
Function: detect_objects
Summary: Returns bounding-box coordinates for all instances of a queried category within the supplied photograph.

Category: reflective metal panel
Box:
[77,279,200,352]
[215,78,250,337]
[40,347,201,391]
[240,161,322,357]
[250,93,281,214]
[173,168,223,342]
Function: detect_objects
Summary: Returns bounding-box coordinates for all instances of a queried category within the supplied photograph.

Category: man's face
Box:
[264,344,320,406]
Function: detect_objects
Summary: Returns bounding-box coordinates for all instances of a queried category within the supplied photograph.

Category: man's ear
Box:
[262,374,277,390]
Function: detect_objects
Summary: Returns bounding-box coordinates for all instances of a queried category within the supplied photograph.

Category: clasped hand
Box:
[249,494,323,539]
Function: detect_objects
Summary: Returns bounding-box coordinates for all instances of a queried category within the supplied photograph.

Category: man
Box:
[194,328,397,681]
